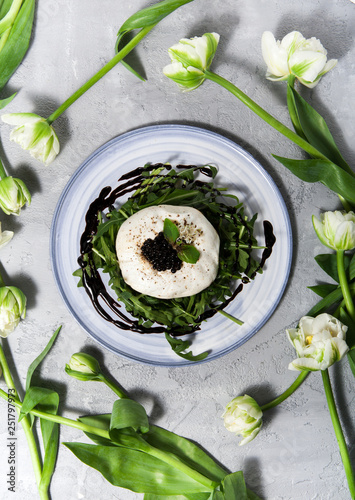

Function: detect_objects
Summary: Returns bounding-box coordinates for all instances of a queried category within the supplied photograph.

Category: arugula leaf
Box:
[165,333,209,361]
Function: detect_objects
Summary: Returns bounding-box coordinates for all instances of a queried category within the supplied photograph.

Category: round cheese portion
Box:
[115,205,220,299]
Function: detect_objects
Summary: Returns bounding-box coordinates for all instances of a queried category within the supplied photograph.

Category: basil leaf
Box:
[178,244,200,264]
[164,218,180,244]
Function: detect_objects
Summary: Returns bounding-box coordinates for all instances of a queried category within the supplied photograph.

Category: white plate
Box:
[50,124,292,366]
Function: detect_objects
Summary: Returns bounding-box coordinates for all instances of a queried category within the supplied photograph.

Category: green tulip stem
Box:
[204,70,330,162]
[46,25,154,125]
[146,444,219,491]
[337,250,355,321]
[0,344,45,498]
[260,370,309,411]
[0,158,8,180]
[322,369,355,499]
[0,387,218,492]
[98,373,130,399]
[0,387,111,439]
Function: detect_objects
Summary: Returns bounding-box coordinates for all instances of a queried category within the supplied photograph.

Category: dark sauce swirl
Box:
[78,163,276,336]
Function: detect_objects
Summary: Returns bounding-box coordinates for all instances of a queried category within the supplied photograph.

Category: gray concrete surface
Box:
[0,0,354,498]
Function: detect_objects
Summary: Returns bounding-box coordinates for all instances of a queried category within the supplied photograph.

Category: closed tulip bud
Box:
[0,176,31,216]
[262,31,337,88]
[65,352,102,381]
[287,313,349,371]
[312,211,355,251]
[0,286,26,337]
[1,113,60,166]
[163,33,220,91]
[222,395,263,446]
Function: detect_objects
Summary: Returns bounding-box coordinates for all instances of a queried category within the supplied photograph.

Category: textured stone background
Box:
[0,0,354,498]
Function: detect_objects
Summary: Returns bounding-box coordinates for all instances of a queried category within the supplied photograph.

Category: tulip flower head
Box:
[65,352,102,381]
[0,222,13,248]
[1,113,60,166]
[0,176,31,216]
[0,286,26,338]
[287,313,349,371]
[222,394,263,446]
[163,32,220,91]
[312,210,355,251]
[261,31,337,88]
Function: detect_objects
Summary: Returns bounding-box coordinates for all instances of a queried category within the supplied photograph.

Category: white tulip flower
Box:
[0,222,13,248]
[1,113,60,166]
[0,286,26,338]
[262,31,337,88]
[287,313,349,371]
[163,32,220,91]
[222,394,263,446]
[0,176,31,216]
[312,210,355,251]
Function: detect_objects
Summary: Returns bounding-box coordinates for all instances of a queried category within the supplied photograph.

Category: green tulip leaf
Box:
[178,244,200,264]
[314,254,351,283]
[288,86,351,173]
[164,218,180,244]
[347,350,355,378]
[26,326,61,392]
[79,414,114,447]
[145,425,227,483]
[272,156,355,204]
[144,492,211,499]
[64,442,212,495]
[19,386,59,422]
[0,0,35,92]
[286,84,307,141]
[221,471,248,500]
[339,307,355,351]
[110,398,149,434]
[349,253,355,282]
[307,283,338,298]
[115,0,195,79]
[0,91,16,109]
[306,287,344,317]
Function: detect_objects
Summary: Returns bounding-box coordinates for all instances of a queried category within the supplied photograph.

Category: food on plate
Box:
[115,204,220,299]
[76,163,275,347]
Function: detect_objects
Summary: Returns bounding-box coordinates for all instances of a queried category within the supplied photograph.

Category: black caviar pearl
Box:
[141,232,182,273]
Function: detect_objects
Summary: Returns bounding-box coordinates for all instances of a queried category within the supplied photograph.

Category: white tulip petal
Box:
[2,112,42,125]
[261,31,289,77]
[289,51,327,82]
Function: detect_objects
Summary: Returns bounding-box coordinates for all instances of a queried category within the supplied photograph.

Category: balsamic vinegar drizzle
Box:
[78,163,276,336]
